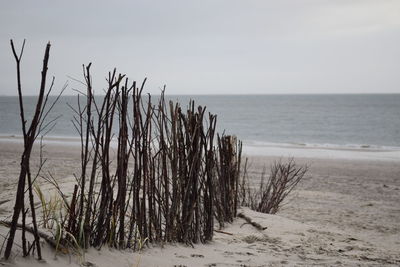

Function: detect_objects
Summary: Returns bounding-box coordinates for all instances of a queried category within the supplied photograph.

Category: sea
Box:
[1,94,400,160]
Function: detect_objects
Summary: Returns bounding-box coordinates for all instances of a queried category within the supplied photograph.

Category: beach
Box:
[1,0,400,265]
[0,139,399,266]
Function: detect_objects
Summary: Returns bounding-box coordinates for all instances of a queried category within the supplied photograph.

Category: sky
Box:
[0,0,399,95]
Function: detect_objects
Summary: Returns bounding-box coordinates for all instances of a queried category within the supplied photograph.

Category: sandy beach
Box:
[2,0,400,266]
[0,139,399,266]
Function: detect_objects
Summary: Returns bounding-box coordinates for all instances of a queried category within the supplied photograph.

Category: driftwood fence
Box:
[66,65,243,249]
[3,41,242,260]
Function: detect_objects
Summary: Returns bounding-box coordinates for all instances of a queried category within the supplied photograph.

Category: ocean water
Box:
[1,94,400,152]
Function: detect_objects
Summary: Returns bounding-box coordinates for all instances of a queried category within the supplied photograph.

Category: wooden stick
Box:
[237,213,268,231]
[1,221,67,252]
[214,229,233,236]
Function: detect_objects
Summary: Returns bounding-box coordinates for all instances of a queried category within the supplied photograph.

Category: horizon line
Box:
[1,92,400,97]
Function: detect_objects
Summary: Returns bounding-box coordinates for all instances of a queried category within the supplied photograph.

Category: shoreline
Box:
[2,135,400,162]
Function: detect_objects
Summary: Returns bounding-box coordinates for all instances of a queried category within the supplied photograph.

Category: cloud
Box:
[0,0,399,95]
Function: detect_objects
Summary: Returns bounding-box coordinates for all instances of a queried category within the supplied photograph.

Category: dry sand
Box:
[0,140,399,266]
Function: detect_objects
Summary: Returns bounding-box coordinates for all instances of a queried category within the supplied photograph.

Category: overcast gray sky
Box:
[1,0,399,95]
